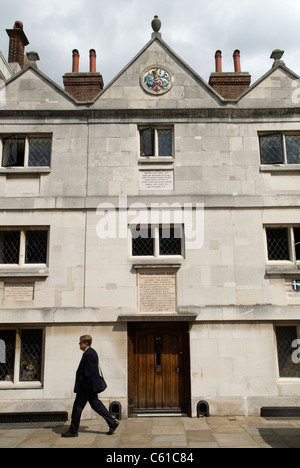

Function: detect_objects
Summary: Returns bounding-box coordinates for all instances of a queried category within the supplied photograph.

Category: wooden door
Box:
[128,323,191,415]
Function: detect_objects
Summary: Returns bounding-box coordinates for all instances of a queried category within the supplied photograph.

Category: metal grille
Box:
[159,226,182,255]
[0,330,16,382]
[276,327,300,378]
[0,231,20,264]
[132,226,154,256]
[0,412,68,429]
[286,135,300,164]
[158,129,172,156]
[266,228,290,260]
[20,329,43,382]
[25,230,48,264]
[2,137,25,167]
[140,128,154,157]
[28,138,51,167]
[260,134,284,164]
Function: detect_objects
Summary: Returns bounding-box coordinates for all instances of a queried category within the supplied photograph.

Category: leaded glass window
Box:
[0,330,16,382]
[0,329,44,385]
[266,228,290,261]
[266,227,300,263]
[276,326,300,378]
[1,135,51,167]
[140,127,173,158]
[131,225,183,257]
[0,229,48,265]
[20,329,43,382]
[260,133,300,165]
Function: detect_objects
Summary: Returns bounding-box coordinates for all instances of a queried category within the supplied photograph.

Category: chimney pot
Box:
[89,49,96,73]
[233,49,241,72]
[72,49,80,73]
[14,21,23,30]
[6,20,29,69]
[215,50,222,73]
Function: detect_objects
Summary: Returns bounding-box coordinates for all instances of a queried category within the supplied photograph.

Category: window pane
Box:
[140,128,154,157]
[0,231,20,264]
[286,135,300,164]
[2,137,25,167]
[28,138,51,167]
[266,228,290,260]
[20,329,43,382]
[260,134,284,164]
[158,129,172,156]
[0,330,16,382]
[132,226,154,256]
[294,228,300,261]
[276,327,300,378]
[159,226,182,256]
[25,230,48,264]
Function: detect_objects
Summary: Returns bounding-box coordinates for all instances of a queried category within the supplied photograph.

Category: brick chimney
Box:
[63,49,104,101]
[6,21,29,70]
[209,50,251,100]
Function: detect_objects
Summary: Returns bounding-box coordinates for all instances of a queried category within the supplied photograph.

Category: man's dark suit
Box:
[70,347,115,434]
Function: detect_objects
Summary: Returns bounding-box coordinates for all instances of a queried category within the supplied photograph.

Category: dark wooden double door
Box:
[128,322,191,415]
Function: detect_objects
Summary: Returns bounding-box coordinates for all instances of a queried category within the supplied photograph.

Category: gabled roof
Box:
[92,33,225,106]
[3,63,79,107]
[237,60,300,101]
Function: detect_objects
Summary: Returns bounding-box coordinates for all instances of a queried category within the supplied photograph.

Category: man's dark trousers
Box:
[70,389,115,433]
[70,347,116,433]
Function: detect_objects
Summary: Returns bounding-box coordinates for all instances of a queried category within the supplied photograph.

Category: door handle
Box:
[176,367,180,373]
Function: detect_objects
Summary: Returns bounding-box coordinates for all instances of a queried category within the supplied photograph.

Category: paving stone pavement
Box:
[1,416,300,449]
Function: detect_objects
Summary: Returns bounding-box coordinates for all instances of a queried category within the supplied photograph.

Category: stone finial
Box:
[151,15,162,38]
[271,49,285,67]
[151,16,161,33]
[25,51,40,69]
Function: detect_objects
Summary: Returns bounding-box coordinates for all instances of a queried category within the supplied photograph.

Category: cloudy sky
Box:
[0,0,300,89]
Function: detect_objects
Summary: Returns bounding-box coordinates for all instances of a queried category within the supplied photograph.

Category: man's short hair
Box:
[80,335,92,347]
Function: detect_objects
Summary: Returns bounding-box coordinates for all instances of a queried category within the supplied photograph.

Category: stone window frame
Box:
[129,224,185,261]
[0,327,44,389]
[265,226,300,263]
[138,125,174,162]
[0,133,52,173]
[265,225,300,276]
[259,131,300,172]
[0,227,49,266]
[275,324,300,379]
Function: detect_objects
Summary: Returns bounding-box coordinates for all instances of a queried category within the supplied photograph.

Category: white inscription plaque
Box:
[139,170,174,191]
[138,270,176,313]
[4,283,34,301]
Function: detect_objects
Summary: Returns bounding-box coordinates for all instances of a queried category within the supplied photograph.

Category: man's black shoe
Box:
[61,430,78,438]
[106,420,119,435]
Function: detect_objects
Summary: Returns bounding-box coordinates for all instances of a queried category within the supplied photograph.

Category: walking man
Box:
[62,335,119,437]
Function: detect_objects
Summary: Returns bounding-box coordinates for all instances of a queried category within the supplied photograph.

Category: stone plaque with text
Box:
[138,270,177,313]
[139,170,174,191]
[4,283,34,301]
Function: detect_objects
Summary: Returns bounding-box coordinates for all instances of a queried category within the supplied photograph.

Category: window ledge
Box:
[266,263,300,276]
[0,168,51,175]
[0,382,43,390]
[260,165,300,173]
[277,378,300,383]
[0,267,49,278]
[138,157,174,165]
[131,258,183,268]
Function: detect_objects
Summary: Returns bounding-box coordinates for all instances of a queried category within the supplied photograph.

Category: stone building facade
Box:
[0,19,300,419]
